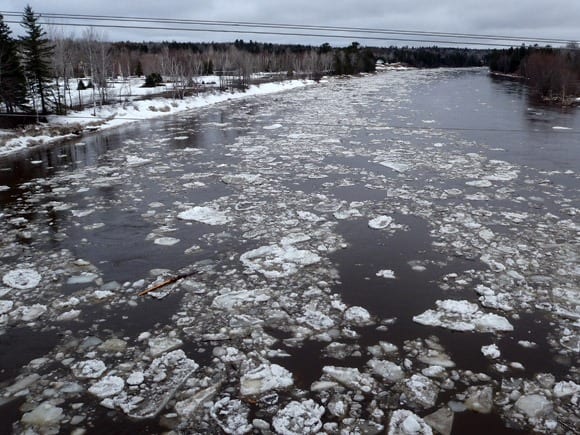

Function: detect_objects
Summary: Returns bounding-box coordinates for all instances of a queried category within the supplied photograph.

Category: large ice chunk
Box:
[272,399,325,435]
[240,363,293,396]
[413,300,513,333]
[177,206,232,225]
[3,268,41,290]
[388,409,433,435]
[240,244,321,279]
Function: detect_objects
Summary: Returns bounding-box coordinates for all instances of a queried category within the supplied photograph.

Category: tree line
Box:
[488,45,580,103]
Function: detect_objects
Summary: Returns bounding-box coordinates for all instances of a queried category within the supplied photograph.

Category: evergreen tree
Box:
[20,5,54,114]
[0,14,27,113]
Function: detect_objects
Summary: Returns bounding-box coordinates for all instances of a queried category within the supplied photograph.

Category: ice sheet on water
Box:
[88,375,125,398]
[126,155,152,167]
[388,409,433,435]
[21,402,64,428]
[240,244,321,279]
[379,160,410,173]
[2,268,41,290]
[369,215,393,229]
[413,300,514,333]
[377,269,396,279]
[177,206,232,225]
[272,399,325,435]
[72,359,107,379]
[240,363,293,396]
[210,397,252,434]
[481,344,501,359]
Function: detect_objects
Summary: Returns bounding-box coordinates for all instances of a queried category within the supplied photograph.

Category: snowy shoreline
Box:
[0,78,316,158]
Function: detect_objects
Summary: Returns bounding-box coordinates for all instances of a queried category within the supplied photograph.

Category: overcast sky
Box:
[2,0,579,47]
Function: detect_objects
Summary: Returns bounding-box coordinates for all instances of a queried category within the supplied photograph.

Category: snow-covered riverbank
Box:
[0,79,315,158]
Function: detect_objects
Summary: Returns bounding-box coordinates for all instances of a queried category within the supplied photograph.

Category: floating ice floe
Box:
[481,344,501,359]
[401,374,439,409]
[344,306,373,326]
[240,363,293,396]
[322,366,375,393]
[272,399,325,435]
[515,394,552,419]
[0,185,10,191]
[377,269,396,279]
[388,409,433,435]
[21,402,64,429]
[67,272,99,285]
[210,397,252,434]
[148,336,183,357]
[0,300,14,314]
[153,237,180,246]
[240,244,321,279]
[72,359,107,379]
[367,359,404,383]
[263,123,283,130]
[126,155,152,167]
[221,173,264,185]
[2,268,41,290]
[553,381,579,398]
[20,304,47,321]
[379,160,410,173]
[413,300,514,333]
[465,180,492,188]
[88,375,125,398]
[369,215,393,229]
[177,206,232,225]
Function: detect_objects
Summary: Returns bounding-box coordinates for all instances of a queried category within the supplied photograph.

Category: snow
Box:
[0,79,314,157]
[413,299,514,333]
[177,206,232,225]
[272,400,325,435]
[2,268,41,290]
[240,363,293,396]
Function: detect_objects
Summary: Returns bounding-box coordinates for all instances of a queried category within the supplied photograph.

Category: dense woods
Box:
[1,7,579,118]
[488,45,580,103]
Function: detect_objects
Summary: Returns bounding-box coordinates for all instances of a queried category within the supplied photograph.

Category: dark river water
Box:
[0,69,578,434]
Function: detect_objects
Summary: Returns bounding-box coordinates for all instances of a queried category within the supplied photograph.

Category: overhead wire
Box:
[1,10,577,47]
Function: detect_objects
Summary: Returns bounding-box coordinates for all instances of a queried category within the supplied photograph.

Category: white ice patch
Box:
[88,375,125,398]
[126,155,152,167]
[272,399,325,435]
[148,336,183,357]
[388,409,433,435]
[21,402,64,428]
[263,123,283,130]
[481,344,501,359]
[177,206,232,225]
[344,306,373,326]
[67,273,99,285]
[221,173,264,185]
[20,304,47,321]
[553,381,579,398]
[240,363,293,396]
[72,359,107,379]
[377,269,396,279]
[369,215,393,229]
[0,185,10,191]
[379,160,410,173]
[466,180,492,188]
[3,268,41,290]
[322,366,375,393]
[240,244,321,279]
[0,300,14,314]
[367,359,404,382]
[153,237,180,246]
[413,300,514,333]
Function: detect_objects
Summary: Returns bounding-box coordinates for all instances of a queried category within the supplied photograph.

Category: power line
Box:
[1,10,577,47]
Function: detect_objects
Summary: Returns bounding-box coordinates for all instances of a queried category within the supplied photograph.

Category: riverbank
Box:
[0,78,316,158]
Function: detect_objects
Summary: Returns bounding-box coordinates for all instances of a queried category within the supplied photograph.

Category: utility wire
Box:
[1,10,577,47]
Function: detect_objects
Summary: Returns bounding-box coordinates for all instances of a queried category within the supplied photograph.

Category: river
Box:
[0,68,578,434]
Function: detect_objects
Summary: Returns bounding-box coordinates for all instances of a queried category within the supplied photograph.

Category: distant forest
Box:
[1,6,579,118]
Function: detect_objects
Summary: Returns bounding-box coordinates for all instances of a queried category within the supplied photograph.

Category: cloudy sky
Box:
[2,0,579,47]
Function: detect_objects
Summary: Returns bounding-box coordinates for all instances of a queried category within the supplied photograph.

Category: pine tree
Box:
[0,14,27,113]
[20,5,54,114]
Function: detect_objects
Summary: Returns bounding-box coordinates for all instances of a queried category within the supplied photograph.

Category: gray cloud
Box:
[3,0,579,46]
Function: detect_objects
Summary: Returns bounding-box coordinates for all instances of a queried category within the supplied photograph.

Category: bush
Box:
[143,73,163,87]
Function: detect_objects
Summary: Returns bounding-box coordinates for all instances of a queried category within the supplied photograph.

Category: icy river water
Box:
[0,68,578,434]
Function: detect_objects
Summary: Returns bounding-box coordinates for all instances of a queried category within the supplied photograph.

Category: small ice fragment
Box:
[153,237,180,246]
[481,344,501,359]
[344,306,372,326]
[263,123,282,130]
[240,363,293,396]
[72,360,107,379]
[369,215,393,229]
[272,400,325,435]
[376,269,396,279]
[466,180,492,188]
[388,409,433,435]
